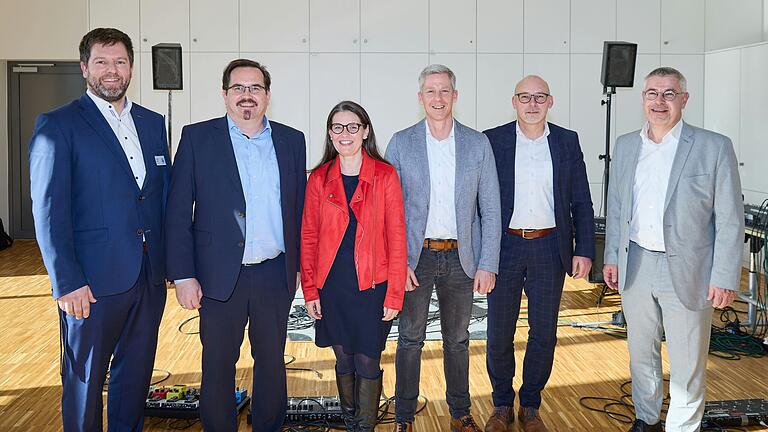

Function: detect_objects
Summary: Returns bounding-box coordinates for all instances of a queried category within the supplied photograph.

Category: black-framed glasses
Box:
[330,123,363,134]
[515,92,550,104]
[226,84,266,95]
[643,89,684,101]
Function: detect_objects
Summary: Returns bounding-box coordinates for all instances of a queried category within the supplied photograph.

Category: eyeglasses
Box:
[643,89,684,101]
[226,84,266,95]
[515,92,550,104]
[330,123,363,134]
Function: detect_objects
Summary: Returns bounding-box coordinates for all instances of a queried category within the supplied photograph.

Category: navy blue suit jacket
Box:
[483,121,595,274]
[165,116,306,301]
[30,94,170,298]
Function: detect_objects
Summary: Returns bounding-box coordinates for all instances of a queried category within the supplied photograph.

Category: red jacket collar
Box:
[324,150,376,185]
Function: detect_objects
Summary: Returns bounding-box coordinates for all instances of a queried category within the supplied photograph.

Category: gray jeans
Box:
[395,248,475,421]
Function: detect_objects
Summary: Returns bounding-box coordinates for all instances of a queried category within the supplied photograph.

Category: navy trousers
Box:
[199,254,292,432]
[486,230,565,409]
[59,253,166,432]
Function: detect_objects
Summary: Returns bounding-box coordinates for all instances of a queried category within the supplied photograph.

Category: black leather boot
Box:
[355,370,383,432]
[336,368,357,431]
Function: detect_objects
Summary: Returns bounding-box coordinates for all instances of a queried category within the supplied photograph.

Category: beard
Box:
[87,72,130,102]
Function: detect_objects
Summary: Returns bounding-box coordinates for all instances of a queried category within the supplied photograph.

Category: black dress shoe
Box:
[628,419,662,432]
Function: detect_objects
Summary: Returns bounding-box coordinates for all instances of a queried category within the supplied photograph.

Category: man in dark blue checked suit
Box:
[482,75,595,432]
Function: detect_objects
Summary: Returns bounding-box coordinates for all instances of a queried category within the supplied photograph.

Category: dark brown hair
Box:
[221,59,271,91]
[312,100,389,172]
[79,28,134,66]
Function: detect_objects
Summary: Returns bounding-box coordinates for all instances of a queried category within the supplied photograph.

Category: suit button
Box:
[625,247,628,252]
[138,195,146,200]
[137,229,144,236]
[238,241,244,247]
[238,211,245,217]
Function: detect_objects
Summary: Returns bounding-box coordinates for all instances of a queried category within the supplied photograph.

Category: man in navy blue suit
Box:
[165,59,307,431]
[29,28,170,432]
[482,75,595,432]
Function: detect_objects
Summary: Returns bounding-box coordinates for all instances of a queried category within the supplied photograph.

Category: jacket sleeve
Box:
[476,135,502,274]
[300,171,322,302]
[383,168,408,311]
[296,132,307,273]
[164,125,197,281]
[569,132,596,260]
[603,139,623,266]
[709,137,744,290]
[29,114,88,298]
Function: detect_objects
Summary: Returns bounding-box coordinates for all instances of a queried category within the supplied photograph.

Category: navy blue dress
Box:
[315,174,393,357]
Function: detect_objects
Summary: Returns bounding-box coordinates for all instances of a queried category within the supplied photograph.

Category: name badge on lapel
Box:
[154,155,167,166]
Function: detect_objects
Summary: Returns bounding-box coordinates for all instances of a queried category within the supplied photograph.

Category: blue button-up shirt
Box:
[228,115,285,263]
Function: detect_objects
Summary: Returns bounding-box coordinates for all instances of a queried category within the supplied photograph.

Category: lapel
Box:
[625,132,643,212]
[131,105,158,192]
[547,122,562,203]
[323,157,349,217]
[453,120,467,206]
[213,116,246,202]
[77,94,138,190]
[271,122,293,214]
[664,122,695,213]
[410,120,431,204]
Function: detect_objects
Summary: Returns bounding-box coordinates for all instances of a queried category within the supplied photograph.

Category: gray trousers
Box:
[622,242,712,432]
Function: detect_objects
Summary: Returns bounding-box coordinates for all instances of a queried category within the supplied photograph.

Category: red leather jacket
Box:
[300,151,407,310]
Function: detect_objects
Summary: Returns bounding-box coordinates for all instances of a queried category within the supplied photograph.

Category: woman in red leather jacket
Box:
[300,100,407,431]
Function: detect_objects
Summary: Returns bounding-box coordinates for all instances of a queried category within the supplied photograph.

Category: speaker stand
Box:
[598,85,615,217]
[166,90,173,158]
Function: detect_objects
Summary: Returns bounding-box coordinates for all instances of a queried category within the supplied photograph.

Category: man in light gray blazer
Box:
[603,67,743,432]
[385,64,501,432]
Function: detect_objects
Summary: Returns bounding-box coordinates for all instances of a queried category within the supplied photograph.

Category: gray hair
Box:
[645,67,687,92]
[418,64,456,91]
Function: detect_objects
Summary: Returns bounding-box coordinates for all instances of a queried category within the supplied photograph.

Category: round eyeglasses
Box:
[643,89,684,101]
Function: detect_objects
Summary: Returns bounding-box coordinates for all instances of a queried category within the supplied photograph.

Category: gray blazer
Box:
[604,122,743,310]
[385,119,501,278]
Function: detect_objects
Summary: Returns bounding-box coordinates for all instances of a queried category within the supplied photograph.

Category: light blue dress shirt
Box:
[227,115,285,264]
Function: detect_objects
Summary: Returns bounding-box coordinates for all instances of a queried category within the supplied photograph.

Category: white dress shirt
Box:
[508,123,556,229]
[87,90,146,188]
[630,120,683,252]
[424,119,458,239]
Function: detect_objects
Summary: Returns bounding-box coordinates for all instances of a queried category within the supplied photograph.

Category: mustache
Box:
[237,99,257,106]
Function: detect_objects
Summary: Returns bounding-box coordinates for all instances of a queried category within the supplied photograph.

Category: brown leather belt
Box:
[506,227,557,239]
[423,238,458,251]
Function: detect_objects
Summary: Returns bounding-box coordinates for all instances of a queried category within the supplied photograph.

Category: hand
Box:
[473,270,496,294]
[571,256,593,280]
[603,264,619,290]
[57,285,97,319]
[405,267,420,292]
[708,286,737,309]
[382,307,398,321]
[175,278,203,310]
[305,299,322,320]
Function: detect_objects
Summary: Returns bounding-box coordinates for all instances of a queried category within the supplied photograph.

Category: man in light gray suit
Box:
[385,64,501,432]
[603,67,743,432]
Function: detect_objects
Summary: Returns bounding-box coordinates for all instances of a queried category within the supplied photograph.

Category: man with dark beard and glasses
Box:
[29,28,170,432]
[165,59,307,431]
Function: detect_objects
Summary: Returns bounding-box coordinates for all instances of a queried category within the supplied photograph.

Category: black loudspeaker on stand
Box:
[151,43,183,158]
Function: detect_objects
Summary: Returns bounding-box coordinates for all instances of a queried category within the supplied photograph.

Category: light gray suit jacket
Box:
[385,119,501,278]
[604,122,743,310]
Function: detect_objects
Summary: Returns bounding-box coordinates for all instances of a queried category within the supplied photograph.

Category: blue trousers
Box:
[59,253,166,432]
[199,254,292,432]
[486,230,565,409]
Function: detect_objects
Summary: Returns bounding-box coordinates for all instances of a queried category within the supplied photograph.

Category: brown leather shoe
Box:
[485,405,514,432]
[518,406,549,432]
[450,414,483,432]
[393,421,413,432]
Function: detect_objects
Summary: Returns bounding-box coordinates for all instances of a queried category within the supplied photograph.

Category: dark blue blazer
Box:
[165,116,306,301]
[30,94,170,298]
[483,121,595,274]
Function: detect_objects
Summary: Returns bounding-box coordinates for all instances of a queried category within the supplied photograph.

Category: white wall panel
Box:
[0,0,87,59]
[430,0,476,53]
[477,0,523,53]
[739,44,768,195]
[361,0,428,52]
[89,0,140,49]
[571,0,617,54]
[704,50,740,159]
[523,54,570,127]
[617,0,660,54]
[361,53,429,150]
[661,0,704,54]
[476,54,524,131]
[705,0,764,51]
[191,0,238,52]
[310,0,360,53]
[524,0,570,53]
[241,0,309,52]
[140,0,189,52]
[309,53,361,167]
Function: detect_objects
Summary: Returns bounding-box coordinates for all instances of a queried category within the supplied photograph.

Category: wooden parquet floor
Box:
[1,240,766,431]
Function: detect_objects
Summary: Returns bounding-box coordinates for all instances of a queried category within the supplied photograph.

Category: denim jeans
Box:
[395,248,475,421]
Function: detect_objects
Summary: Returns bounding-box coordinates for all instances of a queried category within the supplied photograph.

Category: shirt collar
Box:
[425,118,455,142]
[86,89,132,116]
[515,122,550,142]
[227,114,272,139]
[640,119,683,145]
